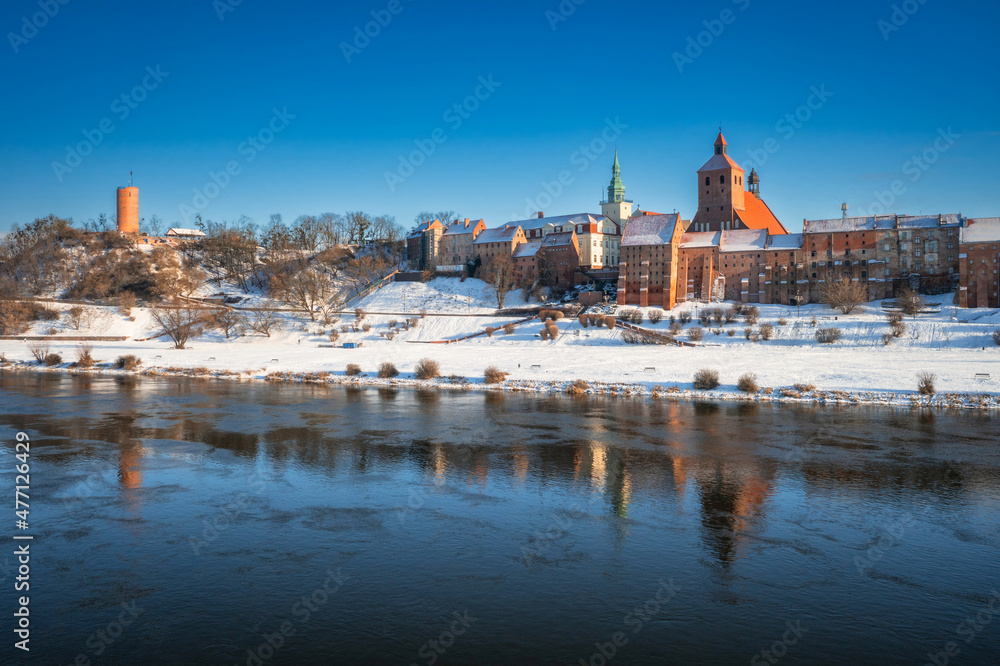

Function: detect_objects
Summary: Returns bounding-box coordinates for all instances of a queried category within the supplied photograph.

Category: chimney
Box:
[537,212,544,218]
[464,218,470,226]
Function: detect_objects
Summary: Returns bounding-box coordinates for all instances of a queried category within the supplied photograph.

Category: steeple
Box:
[607,150,626,203]
[714,131,728,155]
[748,168,760,197]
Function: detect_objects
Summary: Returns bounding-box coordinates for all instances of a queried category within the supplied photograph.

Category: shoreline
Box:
[4,360,999,411]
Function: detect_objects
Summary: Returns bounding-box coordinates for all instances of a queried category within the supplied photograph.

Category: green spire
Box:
[607,150,626,203]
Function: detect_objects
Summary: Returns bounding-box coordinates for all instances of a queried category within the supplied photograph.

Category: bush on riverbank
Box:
[693,369,720,390]
[414,358,440,380]
[44,353,62,366]
[115,355,142,371]
[567,379,589,395]
[484,366,508,384]
[816,328,842,344]
[737,372,759,393]
[378,362,399,378]
[345,363,362,376]
[917,372,936,395]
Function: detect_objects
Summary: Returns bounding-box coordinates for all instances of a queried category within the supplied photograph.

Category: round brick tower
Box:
[117,185,139,234]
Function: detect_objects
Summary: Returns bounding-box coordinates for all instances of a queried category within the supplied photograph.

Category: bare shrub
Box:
[329,329,340,343]
[420,309,427,318]
[882,333,894,346]
[28,341,50,363]
[388,320,398,328]
[0,302,32,336]
[345,363,362,376]
[679,311,693,324]
[539,327,549,341]
[362,323,372,332]
[724,307,738,324]
[377,362,399,378]
[502,323,515,335]
[727,330,735,337]
[712,308,724,326]
[693,368,720,390]
[669,321,683,335]
[604,316,615,330]
[744,327,753,340]
[484,366,508,384]
[354,307,367,321]
[75,344,96,369]
[731,302,744,315]
[414,358,440,380]
[0,353,7,366]
[578,313,589,327]
[44,353,62,366]
[890,321,906,338]
[759,323,774,340]
[648,310,663,324]
[815,328,842,344]
[777,318,788,326]
[737,372,759,393]
[698,311,711,327]
[115,355,142,371]
[67,305,85,330]
[212,308,243,339]
[743,306,760,325]
[916,372,936,395]
[546,322,559,339]
[993,329,1000,346]
[825,278,868,314]
[688,326,704,342]
[485,327,495,338]
[118,291,137,316]
[341,325,351,334]
[566,379,589,395]
[630,310,643,325]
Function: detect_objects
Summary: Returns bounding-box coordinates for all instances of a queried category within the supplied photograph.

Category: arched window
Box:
[705,176,710,186]
[720,175,726,184]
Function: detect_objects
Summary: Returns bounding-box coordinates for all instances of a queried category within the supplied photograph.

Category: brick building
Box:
[439,218,486,268]
[617,214,685,309]
[512,241,542,284]
[959,218,1000,308]
[406,219,445,270]
[538,231,580,288]
[474,225,527,267]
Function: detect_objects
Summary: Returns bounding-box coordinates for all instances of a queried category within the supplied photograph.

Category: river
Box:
[0,373,998,665]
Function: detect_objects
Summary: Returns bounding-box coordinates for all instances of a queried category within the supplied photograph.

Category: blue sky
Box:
[1,0,997,234]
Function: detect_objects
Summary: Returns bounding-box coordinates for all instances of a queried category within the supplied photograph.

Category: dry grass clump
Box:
[414,358,441,380]
[503,323,516,335]
[759,323,775,340]
[484,366,508,384]
[354,307,367,321]
[566,379,589,395]
[362,323,372,332]
[329,329,340,343]
[43,353,62,366]
[777,318,788,326]
[485,326,496,338]
[815,328,842,344]
[727,330,736,337]
[74,344,96,369]
[888,312,906,338]
[345,363,362,376]
[737,372,759,393]
[539,327,549,341]
[604,316,616,330]
[693,368,720,390]
[377,362,399,379]
[793,383,817,393]
[578,313,589,327]
[917,372,936,395]
[546,322,559,339]
[780,388,802,398]
[114,355,142,371]
[688,326,704,342]
[743,306,760,325]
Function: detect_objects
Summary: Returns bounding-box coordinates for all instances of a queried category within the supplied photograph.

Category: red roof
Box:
[714,131,728,147]
[736,194,788,235]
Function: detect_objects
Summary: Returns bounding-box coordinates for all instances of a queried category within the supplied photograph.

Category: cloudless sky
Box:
[1,0,997,234]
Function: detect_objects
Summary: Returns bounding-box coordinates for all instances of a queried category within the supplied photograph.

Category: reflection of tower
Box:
[117,176,139,234]
[119,441,144,490]
[590,442,607,491]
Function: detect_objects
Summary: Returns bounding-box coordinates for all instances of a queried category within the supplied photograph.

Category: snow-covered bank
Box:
[2,278,999,409]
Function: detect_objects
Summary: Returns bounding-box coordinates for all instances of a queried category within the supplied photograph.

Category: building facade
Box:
[959,218,1000,308]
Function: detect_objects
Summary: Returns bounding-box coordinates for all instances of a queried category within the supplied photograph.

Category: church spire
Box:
[607,150,626,203]
[714,131,728,155]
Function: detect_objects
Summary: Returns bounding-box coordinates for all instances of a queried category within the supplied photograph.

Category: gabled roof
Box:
[721,228,768,253]
[506,213,607,231]
[679,231,721,248]
[961,217,1000,244]
[166,228,205,237]
[767,233,804,250]
[621,214,681,247]
[474,225,521,244]
[442,218,481,235]
[735,194,788,235]
[513,241,542,258]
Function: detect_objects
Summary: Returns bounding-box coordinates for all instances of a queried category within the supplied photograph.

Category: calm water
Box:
[1,374,999,665]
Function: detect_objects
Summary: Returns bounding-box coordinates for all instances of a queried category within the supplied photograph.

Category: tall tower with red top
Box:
[692,132,746,232]
[117,172,139,234]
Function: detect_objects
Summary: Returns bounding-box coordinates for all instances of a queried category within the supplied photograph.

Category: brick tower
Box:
[117,173,139,234]
[691,132,746,232]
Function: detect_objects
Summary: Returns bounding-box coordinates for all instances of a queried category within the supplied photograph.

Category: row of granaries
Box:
[409,210,1000,308]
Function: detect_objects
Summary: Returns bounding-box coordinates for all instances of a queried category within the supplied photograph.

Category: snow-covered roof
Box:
[698,153,743,173]
[506,213,607,231]
[961,218,1000,244]
[542,231,575,248]
[721,228,768,253]
[512,241,541,258]
[679,231,721,248]
[621,214,681,247]
[443,219,478,235]
[767,233,804,250]
[802,216,895,234]
[897,214,963,229]
[166,228,206,237]
[474,225,520,244]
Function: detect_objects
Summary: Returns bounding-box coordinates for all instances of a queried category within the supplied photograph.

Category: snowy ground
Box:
[3,278,1000,406]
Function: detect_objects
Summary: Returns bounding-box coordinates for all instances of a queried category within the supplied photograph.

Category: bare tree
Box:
[150,301,207,349]
[824,278,868,314]
[897,287,924,318]
[481,253,519,309]
[273,264,336,321]
[67,306,85,330]
[246,307,283,337]
[211,308,243,339]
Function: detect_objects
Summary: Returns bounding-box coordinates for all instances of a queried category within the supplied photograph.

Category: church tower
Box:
[692,132,746,232]
[600,150,635,226]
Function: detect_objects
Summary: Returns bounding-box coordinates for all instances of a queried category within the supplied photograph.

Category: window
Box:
[861,271,868,280]
[901,243,908,251]
[720,175,726,184]
[811,262,817,268]
[915,262,921,271]
[915,249,921,257]
[915,236,922,244]
[845,248,851,256]
[948,242,954,249]
[885,269,891,276]
[811,250,816,257]
[884,244,890,251]
[948,255,954,262]
[705,177,710,186]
